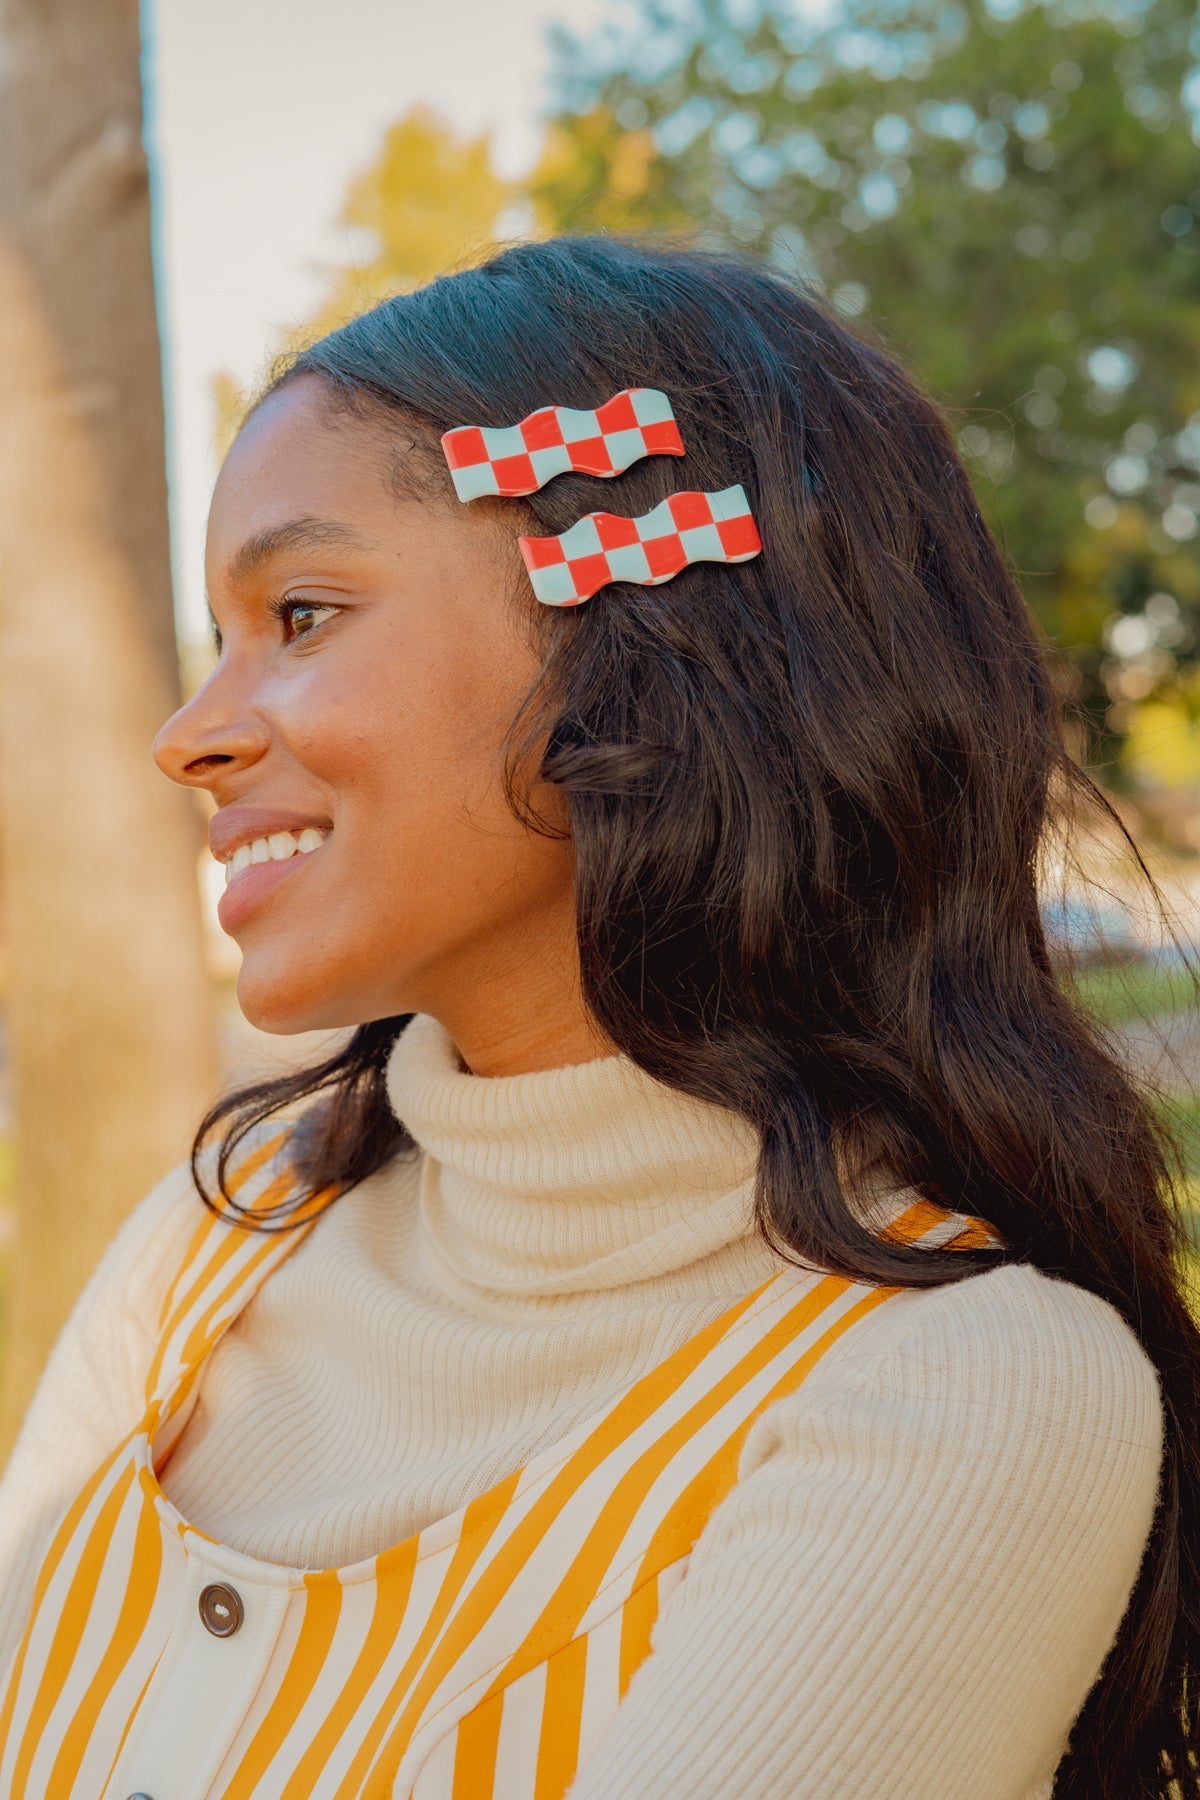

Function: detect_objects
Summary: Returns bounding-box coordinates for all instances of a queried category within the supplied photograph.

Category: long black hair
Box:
[194,235,1200,1795]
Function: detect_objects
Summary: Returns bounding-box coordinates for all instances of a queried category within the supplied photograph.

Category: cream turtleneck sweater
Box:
[0,1014,1165,1798]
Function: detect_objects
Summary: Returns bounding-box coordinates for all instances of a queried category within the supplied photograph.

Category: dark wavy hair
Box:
[193,235,1200,1795]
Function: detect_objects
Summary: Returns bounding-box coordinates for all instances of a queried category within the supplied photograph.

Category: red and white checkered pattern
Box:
[518,485,762,607]
[440,388,684,501]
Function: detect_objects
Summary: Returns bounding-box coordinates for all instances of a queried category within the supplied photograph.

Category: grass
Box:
[1069,958,1200,1028]
[1067,960,1200,1250]
[1140,1041,1200,1253]
[1160,1091,1200,1165]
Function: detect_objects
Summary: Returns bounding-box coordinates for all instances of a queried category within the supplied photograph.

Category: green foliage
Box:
[529,107,691,233]
[550,0,1200,770]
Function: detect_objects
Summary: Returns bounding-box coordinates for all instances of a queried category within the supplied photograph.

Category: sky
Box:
[146,0,607,640]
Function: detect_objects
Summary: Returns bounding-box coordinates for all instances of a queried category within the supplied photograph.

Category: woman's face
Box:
[154,376,590,1074]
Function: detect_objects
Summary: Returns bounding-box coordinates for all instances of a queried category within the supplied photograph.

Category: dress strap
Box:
[144,1129,337,1441]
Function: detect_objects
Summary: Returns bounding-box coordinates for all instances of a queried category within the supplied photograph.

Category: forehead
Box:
[208,378,399,551]
[204,375,523,603]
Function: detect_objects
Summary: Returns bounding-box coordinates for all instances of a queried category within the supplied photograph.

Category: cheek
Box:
[304,652,516,823]
[272,615,481,793]
[279,625,566,920]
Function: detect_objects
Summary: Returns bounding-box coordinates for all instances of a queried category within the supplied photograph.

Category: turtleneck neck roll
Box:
[153,1012,784,1567]
[385,1012,764,1300]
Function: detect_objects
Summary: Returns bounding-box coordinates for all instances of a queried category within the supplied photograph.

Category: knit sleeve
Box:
[567,1261,1165,1800]
[0,1159,203,1673]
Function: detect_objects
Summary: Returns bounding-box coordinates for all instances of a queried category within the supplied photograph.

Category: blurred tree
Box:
[550,0,1200,775]
[529,105,690,232]
[0,0,216,1446]
[307,107,517,341]
[213,108,519,449]
[213,104,688,448]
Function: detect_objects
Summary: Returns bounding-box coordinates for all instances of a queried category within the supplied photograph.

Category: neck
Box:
[408,906,616,1078]
[445,1002,616,1080]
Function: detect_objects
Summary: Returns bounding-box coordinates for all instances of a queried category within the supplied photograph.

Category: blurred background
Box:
[0,0,1197,1450]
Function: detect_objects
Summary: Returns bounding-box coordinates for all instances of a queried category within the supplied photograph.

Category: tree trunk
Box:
[0,0,217,1450]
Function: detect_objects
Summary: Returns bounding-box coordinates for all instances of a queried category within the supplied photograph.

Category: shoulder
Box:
[0,1158,199,1657]
[854,1258,1159,1409]
[740,1261,1164,1510]
[607,1265,1167,1800]
[0,1127,301,1481]
[74,1120,303,1336]
[80,1155,209,1325]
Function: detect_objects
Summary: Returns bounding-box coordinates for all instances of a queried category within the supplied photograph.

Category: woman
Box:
[0,235,1193,1798]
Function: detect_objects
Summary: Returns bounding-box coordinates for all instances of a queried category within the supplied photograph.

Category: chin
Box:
[234,945,411,1038]
[235,960,352,1037]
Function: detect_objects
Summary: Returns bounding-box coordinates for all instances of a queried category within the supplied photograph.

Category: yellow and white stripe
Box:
[0,1141,999,1800]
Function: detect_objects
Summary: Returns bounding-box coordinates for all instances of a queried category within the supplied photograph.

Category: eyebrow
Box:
[225,516,377,585]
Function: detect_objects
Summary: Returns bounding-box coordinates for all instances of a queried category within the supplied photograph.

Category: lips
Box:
[211,806,333,934]
[210,805,333,865]
[223,826,329,884]
[216,849,319,933]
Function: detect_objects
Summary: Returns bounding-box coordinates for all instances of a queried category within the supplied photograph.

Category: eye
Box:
[269,595,339,643]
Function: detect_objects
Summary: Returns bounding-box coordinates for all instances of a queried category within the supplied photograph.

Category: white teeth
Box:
[222,827,330,885]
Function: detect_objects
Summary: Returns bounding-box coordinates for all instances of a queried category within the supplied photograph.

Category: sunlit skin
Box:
[153,376,613,1077]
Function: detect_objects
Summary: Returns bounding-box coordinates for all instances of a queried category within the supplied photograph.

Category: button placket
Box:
[103,1556,291,1800]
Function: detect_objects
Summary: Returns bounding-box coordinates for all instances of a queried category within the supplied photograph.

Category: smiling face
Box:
[154,376,599,1075]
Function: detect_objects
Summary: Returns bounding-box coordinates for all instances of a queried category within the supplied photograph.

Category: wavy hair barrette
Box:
[518,487,761,607]
[441,389,684,501]
[441,387,762,604]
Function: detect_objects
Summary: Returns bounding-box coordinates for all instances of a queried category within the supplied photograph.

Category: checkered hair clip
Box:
[441,388,763,605]
[441,388,684,501]
[519,486,762,607]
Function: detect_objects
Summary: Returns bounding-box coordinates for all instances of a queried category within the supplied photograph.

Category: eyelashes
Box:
[266,595,339,642]
[204,593,342,659]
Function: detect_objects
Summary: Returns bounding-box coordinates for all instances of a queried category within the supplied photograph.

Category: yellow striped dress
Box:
[0,1137,998,1800]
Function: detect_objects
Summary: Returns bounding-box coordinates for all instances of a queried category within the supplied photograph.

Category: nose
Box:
[153,663,269,792]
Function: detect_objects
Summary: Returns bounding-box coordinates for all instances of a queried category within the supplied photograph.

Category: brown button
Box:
[199,1582,244,1637]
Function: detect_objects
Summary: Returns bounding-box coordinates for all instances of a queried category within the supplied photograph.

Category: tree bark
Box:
[0,0,217,1450]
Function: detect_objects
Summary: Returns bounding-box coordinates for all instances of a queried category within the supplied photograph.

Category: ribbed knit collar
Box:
[384,1013,764,1298]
